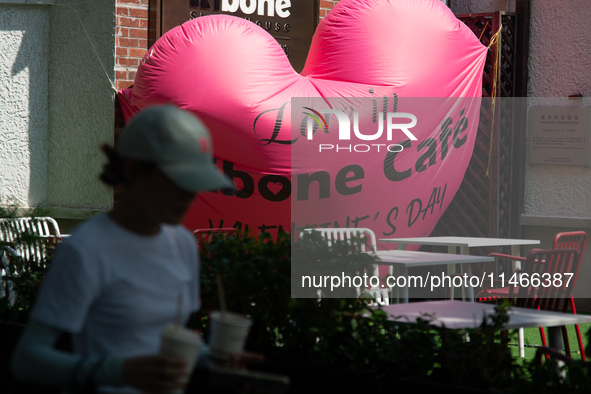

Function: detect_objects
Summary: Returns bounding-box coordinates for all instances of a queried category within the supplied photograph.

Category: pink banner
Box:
[117,0,487,241]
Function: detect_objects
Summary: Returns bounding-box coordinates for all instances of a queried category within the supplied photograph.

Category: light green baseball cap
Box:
[118,104,233,192]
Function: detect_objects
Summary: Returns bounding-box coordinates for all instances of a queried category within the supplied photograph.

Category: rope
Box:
[485,23,502,178]
[478,21,490,41]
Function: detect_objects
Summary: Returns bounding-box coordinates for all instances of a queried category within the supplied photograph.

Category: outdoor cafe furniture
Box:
[1,217,66,306]
[363,249,494,303]
[302,228,495,304]
[480,231,587,361]
[379,235,543,356]
[380,300,591,356]
[500,248,583,362]
[378,236,541,301]
[0,217,64,262]
[301,228,390,305]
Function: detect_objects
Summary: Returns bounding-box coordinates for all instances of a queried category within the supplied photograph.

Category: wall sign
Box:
[157,0,318,73]
[528,106,591,166]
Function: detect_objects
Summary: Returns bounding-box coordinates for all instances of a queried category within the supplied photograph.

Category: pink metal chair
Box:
[477,231,587,360]
[509,248,581,359]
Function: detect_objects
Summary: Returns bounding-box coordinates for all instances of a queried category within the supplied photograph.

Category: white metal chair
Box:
[302,228,390,305]
[0,217,63,306]
[0,244,19,306]
[0,217,62,263]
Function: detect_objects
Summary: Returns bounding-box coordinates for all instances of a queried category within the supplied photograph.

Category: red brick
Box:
[115,70,128,80]
[118,37,139,47]
[319,9,328,17]
[116,6,129,16]
[129,48,147,58]
[118,16,141,28]
[129,28,148,39]
[139,19,148,28]
[128,7,148,18]
[139,0,148,6]
[319,0,335,9]
[128,71,137,81]
[128,58,142,67]
[116,27,129,37]
[118,57,140,67]
[117,0,141,5]
[138,39,148,49]
[116,46,128,57]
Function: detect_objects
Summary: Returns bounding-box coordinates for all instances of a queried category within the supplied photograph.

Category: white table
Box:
[381,300,591,354]
[372,250,493,303]
[379,236,541,356]
[379,237,541,300]
[379,236,540,265]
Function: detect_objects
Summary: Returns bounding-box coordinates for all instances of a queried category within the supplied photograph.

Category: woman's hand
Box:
[122,354,187,394]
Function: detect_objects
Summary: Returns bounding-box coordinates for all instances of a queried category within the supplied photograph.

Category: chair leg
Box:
[540,326,548,346]
[570,296,586,361]
[561,325,571,356]
[574,324,586,361]
[540,327,550,361]
[518,328,524,357]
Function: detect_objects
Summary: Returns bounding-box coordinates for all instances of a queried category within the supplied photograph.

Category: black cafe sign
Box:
[157,0,319,72]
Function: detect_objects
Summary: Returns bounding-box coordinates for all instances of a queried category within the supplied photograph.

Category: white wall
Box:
[0,0,115,217]
[0,5,49,207]
[524,0,591,220]
[47,0,116,212]
[523,0,591,303]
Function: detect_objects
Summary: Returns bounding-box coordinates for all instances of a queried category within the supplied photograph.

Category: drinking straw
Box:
[215,273,227,319]
[175,291,183,327]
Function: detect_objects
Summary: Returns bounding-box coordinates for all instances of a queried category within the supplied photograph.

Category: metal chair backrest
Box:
[512,248,580,312]
[301,228,388,304]
[1,217,61,306]
[301,228,378,255]
[552,231,586,289]
[0,217,61,265]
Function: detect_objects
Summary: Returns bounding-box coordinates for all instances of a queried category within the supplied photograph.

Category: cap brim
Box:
[159,163,234,193]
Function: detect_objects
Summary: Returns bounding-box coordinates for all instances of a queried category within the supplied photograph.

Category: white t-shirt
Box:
[31,213,200,362]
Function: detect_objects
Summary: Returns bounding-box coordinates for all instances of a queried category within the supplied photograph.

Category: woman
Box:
[11,105,234,393]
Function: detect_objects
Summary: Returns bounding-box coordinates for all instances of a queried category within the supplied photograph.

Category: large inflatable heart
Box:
[118,0,487,244]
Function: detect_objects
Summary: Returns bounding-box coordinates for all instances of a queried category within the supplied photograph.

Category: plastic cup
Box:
[209,311,253,360]
[159,324,204,394]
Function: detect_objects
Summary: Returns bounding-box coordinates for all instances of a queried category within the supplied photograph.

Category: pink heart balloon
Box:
[118,0,487,242]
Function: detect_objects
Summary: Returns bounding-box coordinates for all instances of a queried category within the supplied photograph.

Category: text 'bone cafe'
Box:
[190,0,292,18]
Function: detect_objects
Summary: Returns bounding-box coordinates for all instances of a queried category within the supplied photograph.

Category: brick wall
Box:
[115,0,150,91]
[319,0,339,20]
[113,0,150,204]
[112,0,339,204]
[113,1,339,92]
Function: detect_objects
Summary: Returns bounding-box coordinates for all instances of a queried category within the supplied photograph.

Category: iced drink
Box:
[159,324,204,393]
[209,311,252,360]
